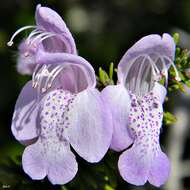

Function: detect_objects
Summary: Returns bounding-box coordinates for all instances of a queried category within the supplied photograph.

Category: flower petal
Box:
[153,82,167,103]
[11,81,40,145]
[101,85,133,151]
[118,146,149,186]
[36,51,96,92]
[119,85,170,186]
[22,141,78,184]
[68,88,113,163]
[22,89,78,184]
[17,41,36,75]
[118,33,175,85]
[17,39,44,75]
[35,4,77,54]
[148,151,170,187]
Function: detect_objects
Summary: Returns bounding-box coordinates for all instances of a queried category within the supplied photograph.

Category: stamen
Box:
[7,25,36,46]
[162,56,181,81]
[32,64,42,87]
[29,32,53,46]
[125,55,146,81]
[32,64,63,93]
[44,65,64,90]
[146,56,160,81]
[125,55,161,96]
[27,29,42,44]
[33,62,91,94]
[151,57,161,75]
[36,65,51,93]
[160,57,168,87]
[135,56,146,94]
[32,64,47,88]
[39,33,57,44]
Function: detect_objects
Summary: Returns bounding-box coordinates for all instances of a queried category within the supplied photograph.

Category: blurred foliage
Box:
[168,34,190,93]
[163,111,177,126]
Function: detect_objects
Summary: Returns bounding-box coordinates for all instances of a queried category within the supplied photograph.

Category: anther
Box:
[41,88,47,93]
[7,25,36,47]
[24,52,29,57]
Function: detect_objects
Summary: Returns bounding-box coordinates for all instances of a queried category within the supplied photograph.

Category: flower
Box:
[11,50,112,185]
[7,4,77,75]
[101,34,179,187]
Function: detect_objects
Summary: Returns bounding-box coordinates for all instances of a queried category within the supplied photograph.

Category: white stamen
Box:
[32,64,42,87]
[32,64,47,88]
[36,65,49,91]
[27,29,42,44]
[7,25,36,46]
[33,62,91,94]
[24,52,29,57]
[38,65,50,93]
[160,57,168,87]
[32,64,59,93]
[146,56,160,81]
[135,56,146,94]
[44,65,64,90]
[162,56,181,81]
[29,32,53,46]
[39,33,57,44]
[152,57,161,75]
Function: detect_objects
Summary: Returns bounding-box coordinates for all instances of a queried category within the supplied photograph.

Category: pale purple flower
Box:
[11,50,112,184]
[102,34,179,187]
[7,4,77,75]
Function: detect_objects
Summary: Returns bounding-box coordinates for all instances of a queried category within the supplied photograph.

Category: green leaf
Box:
[173,33,180,45]
[109,62,114,79]
[104,184,115,190]
[163,112,177,125]
[99,67,106,84]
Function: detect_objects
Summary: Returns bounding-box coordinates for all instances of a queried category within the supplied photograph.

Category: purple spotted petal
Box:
[36,51,96,93]
[118,34,175,89]
[22,89,78,184]
[68,88,113,163]
[118,82,170,186]
[101,85,133,151]
[36,4,77,54]
[11,81,40,145]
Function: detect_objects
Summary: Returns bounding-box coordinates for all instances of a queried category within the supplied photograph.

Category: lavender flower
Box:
[7,4,77,75]
[102,34,180,187]
[11,50,112,184]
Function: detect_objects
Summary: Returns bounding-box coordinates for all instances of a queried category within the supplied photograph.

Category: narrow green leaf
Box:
[173,33,180,45]
[99,67,105,84]
[109,62,114,79]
